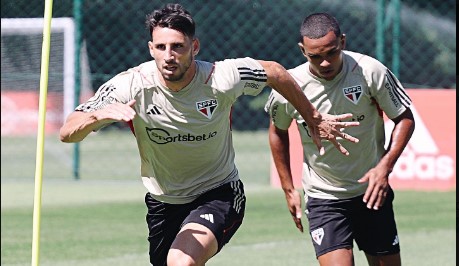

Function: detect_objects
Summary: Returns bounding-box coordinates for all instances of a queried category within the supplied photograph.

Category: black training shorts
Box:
[145,180,246,266]
[305,187,400,258]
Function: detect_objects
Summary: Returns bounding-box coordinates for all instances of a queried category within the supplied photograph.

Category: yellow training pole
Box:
[31,0,54,265]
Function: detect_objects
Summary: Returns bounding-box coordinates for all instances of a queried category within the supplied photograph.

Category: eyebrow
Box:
[308,46,339,57]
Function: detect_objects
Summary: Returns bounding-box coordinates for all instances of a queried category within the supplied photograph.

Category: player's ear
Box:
[340,34,346,50]
[192,38,200,56]
[298,42,307,57]
[148,41,155,58]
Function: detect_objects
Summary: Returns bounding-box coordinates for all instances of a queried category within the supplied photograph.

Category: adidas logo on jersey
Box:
[200,213,214,223]
[147,104,162,115]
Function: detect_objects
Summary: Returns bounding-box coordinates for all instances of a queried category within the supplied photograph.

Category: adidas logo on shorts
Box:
[200,213,214,223]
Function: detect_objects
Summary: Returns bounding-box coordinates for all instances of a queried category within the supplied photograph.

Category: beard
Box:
[163,68,187,82]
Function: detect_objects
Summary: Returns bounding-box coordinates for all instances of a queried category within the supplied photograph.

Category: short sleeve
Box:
[75,72,134,112]
[212,57,268,101]
[370,67,412,119]
[264,89,293,130]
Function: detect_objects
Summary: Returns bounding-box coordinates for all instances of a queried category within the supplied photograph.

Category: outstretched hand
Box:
[309,113,360,155]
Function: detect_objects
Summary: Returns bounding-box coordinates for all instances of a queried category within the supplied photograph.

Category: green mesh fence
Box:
[1,0,456,180]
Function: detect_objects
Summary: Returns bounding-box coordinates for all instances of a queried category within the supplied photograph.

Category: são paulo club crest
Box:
[311,227,324,245]
[196,99,218,119]
[343,85,363,104]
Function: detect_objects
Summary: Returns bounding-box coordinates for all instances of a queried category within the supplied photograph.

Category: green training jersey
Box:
[76,58,267,203]
[265,51,411,199]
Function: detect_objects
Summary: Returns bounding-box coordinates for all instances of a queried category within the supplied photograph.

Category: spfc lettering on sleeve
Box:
[196,99,218,119]
[343,85,363,104]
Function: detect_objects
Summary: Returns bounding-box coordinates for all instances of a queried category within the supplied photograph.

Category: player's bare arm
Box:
[269,123,304,232]
[358,109,415,209]
[60,100,136,143]
[258,60,359,155]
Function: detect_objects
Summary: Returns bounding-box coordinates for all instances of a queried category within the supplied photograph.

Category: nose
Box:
[164,48,175,62]
[320,59,331,67]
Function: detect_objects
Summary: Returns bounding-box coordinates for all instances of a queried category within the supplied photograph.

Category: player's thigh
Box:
[318,247,354,266]
[365,253,401,266]
[353,188,400,256]
[306,196,354,258]
[168,222,218,266]
[191,180,246,250]
[145,193,190,266]
[167,180,246,265]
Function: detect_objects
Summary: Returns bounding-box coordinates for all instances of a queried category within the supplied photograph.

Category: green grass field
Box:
[1,131,456,265]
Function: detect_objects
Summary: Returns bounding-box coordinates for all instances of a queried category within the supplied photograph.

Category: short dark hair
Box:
[145,3,195,38]
[299,13,341,41]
